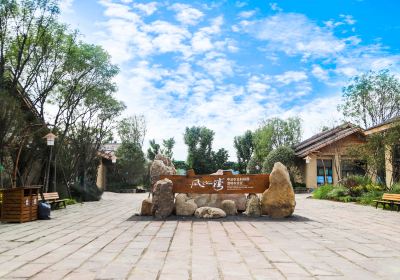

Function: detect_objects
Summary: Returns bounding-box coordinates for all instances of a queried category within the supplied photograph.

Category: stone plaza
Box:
[0,192,399,279]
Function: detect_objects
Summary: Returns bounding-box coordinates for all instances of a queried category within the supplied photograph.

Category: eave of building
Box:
[364,116,400,135]
[294,123,364,158]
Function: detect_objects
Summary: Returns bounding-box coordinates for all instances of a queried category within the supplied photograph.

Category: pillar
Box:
[305,154,317,189]
[385,144,393,188]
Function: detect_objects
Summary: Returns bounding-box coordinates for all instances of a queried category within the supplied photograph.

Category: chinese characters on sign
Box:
[163,170,270,194]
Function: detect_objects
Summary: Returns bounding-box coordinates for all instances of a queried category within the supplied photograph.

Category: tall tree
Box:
[184,126,215,174]
[147,139,160,161]
[162,137,175,159]
[212,148,229,171]
[117,115,146,146]
[253,117,302,161]
[339,69,400,128]
[234,130,254,173]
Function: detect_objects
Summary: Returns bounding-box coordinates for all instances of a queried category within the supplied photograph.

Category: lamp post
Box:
[111,155,117,164]
[43,133,57,193]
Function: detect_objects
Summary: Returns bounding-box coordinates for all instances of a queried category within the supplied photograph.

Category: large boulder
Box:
[175,194,197,216]
[151,179,174,219]
[221,200,237,215]
[261,162,296,218]
[150,154,176,186]
[140,198,153,216]
[195,207,226,219]
[243,194,261,217]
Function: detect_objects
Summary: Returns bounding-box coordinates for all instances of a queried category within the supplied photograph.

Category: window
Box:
[341,160,366,179]
[394,145,400,183]
[317,159,333,185]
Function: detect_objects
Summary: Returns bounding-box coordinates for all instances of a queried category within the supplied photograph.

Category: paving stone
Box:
[1,193,400,279]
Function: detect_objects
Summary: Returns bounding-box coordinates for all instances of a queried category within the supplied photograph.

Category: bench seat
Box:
[39,192,68,209]
[373,193,400,211]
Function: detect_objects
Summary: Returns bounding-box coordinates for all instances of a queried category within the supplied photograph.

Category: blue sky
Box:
[59,0,400,160]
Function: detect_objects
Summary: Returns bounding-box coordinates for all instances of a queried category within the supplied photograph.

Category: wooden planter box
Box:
[0,187,40,223]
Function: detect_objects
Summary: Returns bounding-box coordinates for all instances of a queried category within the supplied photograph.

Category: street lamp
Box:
[43,133,57,146]
[43,133,57,192]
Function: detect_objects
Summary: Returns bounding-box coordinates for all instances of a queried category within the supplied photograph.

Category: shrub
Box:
[313,184,334,199]
[326,185,349,200]
[342,175,372,188]
[389,183,400,194]
[262,146,295,173]
[358,190,384,205]
[66,198,78,205]
[336,195,356,203]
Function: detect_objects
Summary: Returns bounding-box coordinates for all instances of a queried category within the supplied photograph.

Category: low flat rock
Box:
[194,207,226,219]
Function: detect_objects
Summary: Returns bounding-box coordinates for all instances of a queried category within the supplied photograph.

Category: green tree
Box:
[117,116,146,146]
[262,146,296,173]
[184,126,215,174]
[234,130,254,173]
[339,70,400,128]
[147,139,160,160]
[212,148,229,171]
[253,117,302,161]
[115,142,146,187]
[162,137,175,159]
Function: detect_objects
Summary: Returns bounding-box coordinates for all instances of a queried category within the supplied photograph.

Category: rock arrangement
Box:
[141,160,296,219]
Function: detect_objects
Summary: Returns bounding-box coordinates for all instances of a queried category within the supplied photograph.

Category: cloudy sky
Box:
[59,0,400,160]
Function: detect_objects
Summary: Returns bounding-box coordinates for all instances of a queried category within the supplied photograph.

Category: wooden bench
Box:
[39,192,67,209]
[373,193,400,211]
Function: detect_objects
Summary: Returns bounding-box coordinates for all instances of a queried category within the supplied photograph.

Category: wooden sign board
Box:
[162,170,269,194]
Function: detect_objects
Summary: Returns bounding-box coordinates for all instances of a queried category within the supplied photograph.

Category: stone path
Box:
[0,192,400,279]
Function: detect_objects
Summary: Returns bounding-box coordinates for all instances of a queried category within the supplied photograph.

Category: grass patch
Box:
[65,198,78,205]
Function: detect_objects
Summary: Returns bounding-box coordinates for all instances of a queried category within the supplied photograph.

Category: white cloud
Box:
[73,1,400,162]
[132,2,158,16]
[59,0,74,13]
[269,2,283,12]
[170,3,204,25]
[275,71,308,85]
[311,65,329,81]
[243,13,346,59]
[238,10,256,19]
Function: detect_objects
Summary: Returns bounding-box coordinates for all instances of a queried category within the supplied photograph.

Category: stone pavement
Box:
[0,193,399,279]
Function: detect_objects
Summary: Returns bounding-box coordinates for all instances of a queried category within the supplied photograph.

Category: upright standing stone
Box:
[243,193,261,217]
[261,162,296,218]
[152,179,174,219]
[150,154,176,186]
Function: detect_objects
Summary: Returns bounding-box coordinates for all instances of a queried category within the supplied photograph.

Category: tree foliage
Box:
[339,70,400,128]
[184,126,230,174]
[212,148,229,171]
[253,117,302,161]
[184,126,215,174]
[233,130,253,174]
[262,146,296,173]
[0,0,125,196]
[162,138,175,159]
